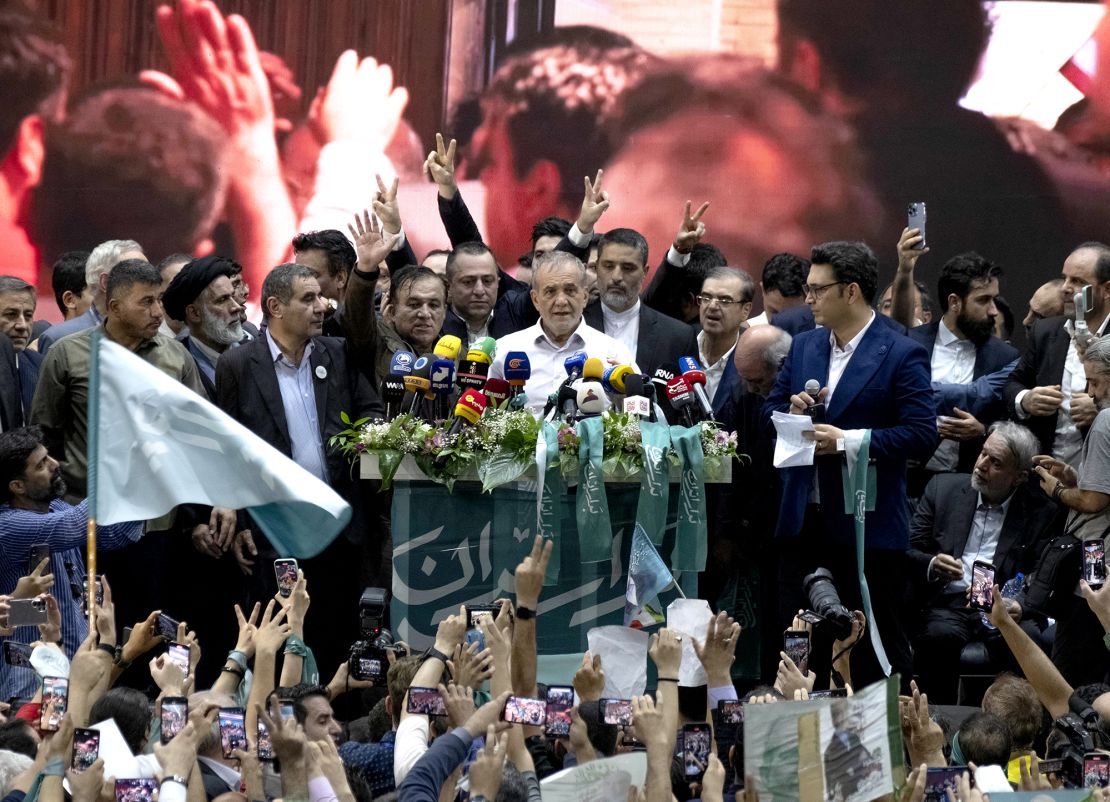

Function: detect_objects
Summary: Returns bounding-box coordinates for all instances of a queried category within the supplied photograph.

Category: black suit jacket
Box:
[0,332,22,429]
[907,322,1019,472]
[1003,315,1072,455]
[215,335,383,541]
[582,299,697,376]
[907,473,1062,606]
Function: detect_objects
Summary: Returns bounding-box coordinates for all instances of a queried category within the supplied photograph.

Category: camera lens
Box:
[802,568,854,641]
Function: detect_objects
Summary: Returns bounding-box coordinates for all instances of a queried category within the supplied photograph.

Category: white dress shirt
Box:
[490,317,637,414]
[602,300,640,358]
[266,330,327,481]
[926,491,1012,588]
[697,330,739,403]
[926,319,977,472]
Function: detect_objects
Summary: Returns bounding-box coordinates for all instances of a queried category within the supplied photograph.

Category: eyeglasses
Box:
[695,294,749,309]
[803,280,845,300]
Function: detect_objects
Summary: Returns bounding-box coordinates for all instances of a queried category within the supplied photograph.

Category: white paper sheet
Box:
[587,625,649,699]
[666,598,713,686]
[771,410,816,468]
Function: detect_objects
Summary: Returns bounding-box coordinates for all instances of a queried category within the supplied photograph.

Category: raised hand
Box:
[468,725,508,800]
[693,611,740,686]
[573,652,605,701]
[232,530,257,576]
[347,209,400,274]
[648,629,682,679]
[439,682,477,728]
[674,201,710,254]
[897,227,930,272]
[576,170,610,233]
[254,600,292,656]
[372,174,403,235]
[515,535,553,609]
[13,558,53,599]
[233,602,261,658]
[447,641,494,690]
[424,133,458,198]
[311,50,409,147]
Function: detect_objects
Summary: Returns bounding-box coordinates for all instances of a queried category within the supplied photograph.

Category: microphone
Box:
[483,377,511,410]
[447,389,487,436]
[404,355,434,417]
[651,363,677,397]
[640,374,658,421]
[430,359,456,420]
[622,373,651,418]
[602,364,634,395]
[582,357,605,383]
[456,359,489,392]
[554,383,579,421]
[433,335,462,363]
[563,351,587,384]
[504,352,531,397]
[464,348,492,365]
[678,356,715,422]
[665,376,696,427]
[804,378,826,423]
[384,350,415,420]
[472,336,497,362]
[576,381,606,418]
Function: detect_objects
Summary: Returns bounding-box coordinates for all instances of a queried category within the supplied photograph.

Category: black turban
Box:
[161,256,238,321]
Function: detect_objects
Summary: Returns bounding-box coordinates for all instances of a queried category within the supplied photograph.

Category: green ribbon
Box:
[284,634,319,685]
[576,416,612,563]
[539,420,562,584]
[635,419,672,546]
[839,429,890,675]
[669,425,707,571]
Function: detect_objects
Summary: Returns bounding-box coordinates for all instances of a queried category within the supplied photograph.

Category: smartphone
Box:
[784,630,810,675]
[257,719,274,760]
[155,613,179,641]
[621,727,646,751]
[72,728,100,772]
[717,699,743,726]
[82,575,104,616]
[601,698,633,726]
[1084,539,1106,589]
[969,560,996,613]
[3,641,32,668]
[217,707,247,759]
[160,697,187,744]
[406,687,446,717]
[1037,758,1064,774]
[115,779,157,802]
[39,676,68,732]
[349,644,385,682]
[278,700,295,722]
[1078,285,1095,316]
[502,695,547,726]
[797,610,824,626]
[1086,752,1110,788]
[28,543,49,573]
[8,597,48,627]
[545,685,574,738]
[467,604,500,631]
[924,767,966,802]
[274,559,298,598]
[166,642,191,679]
[810,688,849,699]
[907,202,927,250]
[683,723,712,781]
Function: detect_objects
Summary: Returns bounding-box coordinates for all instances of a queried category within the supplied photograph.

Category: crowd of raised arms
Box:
[8,0,1110,799]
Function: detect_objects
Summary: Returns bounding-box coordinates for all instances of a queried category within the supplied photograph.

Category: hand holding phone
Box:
[72,728,101,771]
[1084,540,1106,589]
[906,202,927,250]
[406,687,446,717]
[545,686,574,737]
[160,697,188,744]
[217,708,247,758]
[683,723,712,781]
[783,630,810,675]
[969,561,995,613]
[502,695,547,726]
[40,676,68,732]
[274,559,298,598]
[115,779,157,802]
[600,698,632,726]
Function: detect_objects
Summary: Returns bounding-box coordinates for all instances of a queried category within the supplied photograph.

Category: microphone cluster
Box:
[651,355,717,427]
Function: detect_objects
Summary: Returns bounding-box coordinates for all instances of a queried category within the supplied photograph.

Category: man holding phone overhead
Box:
[0,425,143,701]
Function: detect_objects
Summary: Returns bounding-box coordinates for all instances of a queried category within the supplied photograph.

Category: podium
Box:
[362,454,729,677]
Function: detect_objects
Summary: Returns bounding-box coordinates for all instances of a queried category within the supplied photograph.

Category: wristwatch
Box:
[515,606,536,621]
[160,776,189,788]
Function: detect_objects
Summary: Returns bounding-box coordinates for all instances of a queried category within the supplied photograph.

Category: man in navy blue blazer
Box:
[764,241,937,690]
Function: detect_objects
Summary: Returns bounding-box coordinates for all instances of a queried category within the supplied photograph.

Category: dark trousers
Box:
[1053,598,1110,687]
[776,505,914,693]
[914,606,1048,704]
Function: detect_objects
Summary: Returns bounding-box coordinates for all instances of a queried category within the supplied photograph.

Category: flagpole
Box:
[86,329,101,631]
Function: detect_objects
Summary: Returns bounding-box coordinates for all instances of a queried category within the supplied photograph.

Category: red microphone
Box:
[678,356,713,421]
[447,389,487,436]
[665,376,696,427]
[483,377,511,410]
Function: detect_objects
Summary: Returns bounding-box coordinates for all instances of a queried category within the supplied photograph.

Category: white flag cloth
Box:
[93,338,351,557]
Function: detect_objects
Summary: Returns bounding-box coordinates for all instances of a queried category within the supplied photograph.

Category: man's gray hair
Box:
[1084,336,1110,376]
[261,263,315,320]
[532,250,586,285]
[705,266,755,304]
[762,327,792,375]
[86,239,144,286]
[0,750,32,795]
[986,420,1038,471]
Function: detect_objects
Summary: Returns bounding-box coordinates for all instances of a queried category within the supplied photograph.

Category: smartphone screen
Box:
[797,610,823,625]
[217,707,247,759]
[72,728,100,771]
[166,642,191,678]
[278,701,295,722]
[3,641,32,668]
[115,779,156,802]
[274,559,298,598]
[156,613,179,641]
[1084,540,1106,588]
[717,699,743,725]
[601,698,633,726]
[40,676,68,732]
[1038,758,1064,774]
[784,630,810,675]
[502,695,547,726]
[160,697,187,744]
[545,685,574,737]
[83,575,104,615]
[683,723,712,780]
[466,604,499,631]
[350,645,385,681]
[406,687,446,716]
[257,719,274,760]
[28,543,49,573]
[1085,753,1110,788]
[970,561,995,612]
[907,202,927,250]
[924,767,965,802]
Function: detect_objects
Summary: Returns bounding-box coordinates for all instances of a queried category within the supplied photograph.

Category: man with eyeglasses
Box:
[0,425,143,701]
[696,267,755,416]
[764,240,936,691]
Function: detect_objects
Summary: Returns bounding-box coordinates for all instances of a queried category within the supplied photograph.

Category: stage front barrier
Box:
[362,455,732,682]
